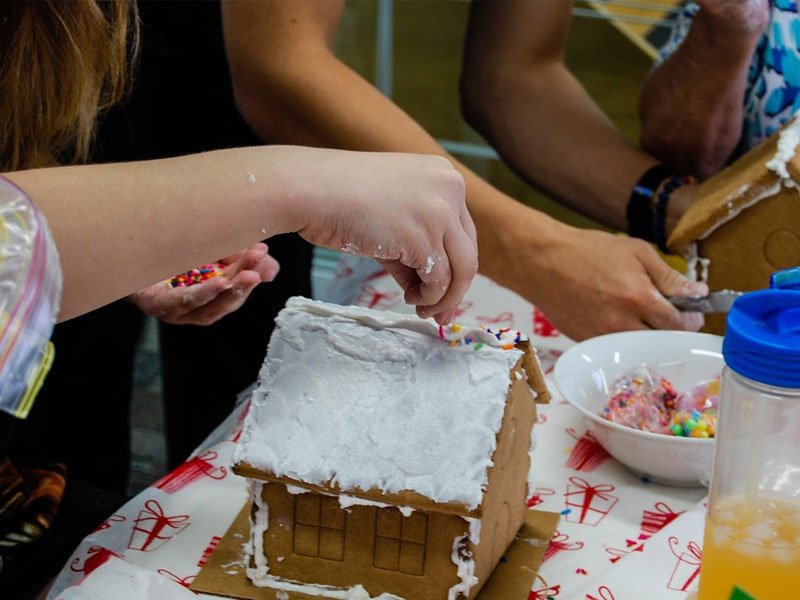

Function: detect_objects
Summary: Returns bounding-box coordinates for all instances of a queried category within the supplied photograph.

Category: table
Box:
[49,259,707,600]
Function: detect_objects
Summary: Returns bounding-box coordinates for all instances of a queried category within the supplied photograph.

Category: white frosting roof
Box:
[233,297,525,511]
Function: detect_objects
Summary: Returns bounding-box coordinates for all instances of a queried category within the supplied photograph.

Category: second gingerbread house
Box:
[668,116,800,333]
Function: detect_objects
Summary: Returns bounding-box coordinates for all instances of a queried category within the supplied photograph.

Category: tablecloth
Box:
[48,258,709,600]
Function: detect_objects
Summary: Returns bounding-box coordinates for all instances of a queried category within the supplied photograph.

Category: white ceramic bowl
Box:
[553,330,723,487]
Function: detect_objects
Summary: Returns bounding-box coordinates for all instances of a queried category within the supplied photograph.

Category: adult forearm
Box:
[231,49,556,280]
[640,12,762,177]
[463,61,657,231]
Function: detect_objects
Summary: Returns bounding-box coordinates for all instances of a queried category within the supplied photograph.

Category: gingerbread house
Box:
[668,117,800,334]
[231,297,550,599]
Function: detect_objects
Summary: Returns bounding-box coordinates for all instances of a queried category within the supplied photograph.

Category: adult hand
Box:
[513,223,708,341]
[695,0,770,34]
[298,152,477,324]
[129,243,279,326]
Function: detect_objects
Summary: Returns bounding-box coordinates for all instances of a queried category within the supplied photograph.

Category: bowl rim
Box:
[553,330,721,446]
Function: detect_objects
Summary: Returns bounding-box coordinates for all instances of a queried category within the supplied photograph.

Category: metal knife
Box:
[667,290,745,313]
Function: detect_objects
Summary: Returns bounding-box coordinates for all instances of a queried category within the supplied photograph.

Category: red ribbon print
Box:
[667,536,702,592]
[565,477,618,526]
[128,500,190,552]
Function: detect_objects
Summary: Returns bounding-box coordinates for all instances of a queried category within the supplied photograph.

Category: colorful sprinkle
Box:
[560,508,572,516]
[438,325,444,340]
[166,263,223,288]
[474,343,483,351]
[576,568,588,575]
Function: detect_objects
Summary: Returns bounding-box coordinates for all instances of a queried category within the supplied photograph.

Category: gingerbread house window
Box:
[293,494,346,561]
[373,510,428,575]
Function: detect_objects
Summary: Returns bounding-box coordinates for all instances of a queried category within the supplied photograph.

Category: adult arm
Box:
[221,0,707,339]
[461,0,665,232]
[5,146,475,322]
[639,0,769,178]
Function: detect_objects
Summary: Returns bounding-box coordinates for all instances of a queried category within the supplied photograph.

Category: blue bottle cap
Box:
[723,267,800,388]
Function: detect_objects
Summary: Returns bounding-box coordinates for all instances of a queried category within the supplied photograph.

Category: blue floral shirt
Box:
[661,1,800,153]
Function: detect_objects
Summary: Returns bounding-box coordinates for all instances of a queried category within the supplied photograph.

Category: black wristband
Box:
[653,175,695,253]
[627,163,671,241]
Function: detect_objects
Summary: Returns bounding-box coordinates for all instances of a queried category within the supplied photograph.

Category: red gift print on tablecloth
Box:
[231,403,251,443]
[564,477,618,527]
[604,541,644,564]
[334,265,354,281]
[565,428,611,472]
[128,499,190,552]
[477,311,514,329]
[154,451,227,494]
[157,569,196,589]
[533,307,560,337]
[356,283,400,310]
[527,487,556,508]
[667,536,702,592]
[91,513,126,534]
[640,502,684,540]
[530,581,561,599]
[70,546,124,575]
[586,586,616,600]
[543,529,585,562]
[198,535,222,568]
[539,349,563,376]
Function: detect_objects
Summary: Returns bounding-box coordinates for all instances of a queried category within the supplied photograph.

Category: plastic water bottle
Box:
[697,267,800,600]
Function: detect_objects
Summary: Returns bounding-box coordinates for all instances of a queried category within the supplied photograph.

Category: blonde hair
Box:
[0,0,138,171]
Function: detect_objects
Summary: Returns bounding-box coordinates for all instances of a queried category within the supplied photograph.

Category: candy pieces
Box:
[601,366,678,433]
[601,366,719,438]
[669,408,717,438]
[166,263,223,288]
[676,376,720,412]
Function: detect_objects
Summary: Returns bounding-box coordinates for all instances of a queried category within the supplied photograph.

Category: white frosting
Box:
[527,427,538,502]
[251,575,404,599]
[766,111,800,179]
[448,534,478,600]
[244,482,270,582]
[338,494,414,517]
[683,243,711,284]
[697,181,782,242]
[464,517,481,545]
[234,297,525,511]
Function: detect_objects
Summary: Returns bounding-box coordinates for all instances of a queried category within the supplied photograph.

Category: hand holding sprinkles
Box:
[166,263,224,288]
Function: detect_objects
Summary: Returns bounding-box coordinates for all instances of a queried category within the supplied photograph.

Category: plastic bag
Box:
[0,176,61,418]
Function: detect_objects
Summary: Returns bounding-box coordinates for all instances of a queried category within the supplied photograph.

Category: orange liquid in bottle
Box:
[698,497,800,600]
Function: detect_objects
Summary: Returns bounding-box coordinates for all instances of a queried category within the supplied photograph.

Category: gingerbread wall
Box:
[256,483,466,598]
[698,189,800,334]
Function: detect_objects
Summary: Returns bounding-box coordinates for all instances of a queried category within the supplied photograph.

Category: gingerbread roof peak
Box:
[233,297,541,514]
[668,115,800,252]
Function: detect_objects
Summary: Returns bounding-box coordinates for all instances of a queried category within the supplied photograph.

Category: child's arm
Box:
[5,146,475,323]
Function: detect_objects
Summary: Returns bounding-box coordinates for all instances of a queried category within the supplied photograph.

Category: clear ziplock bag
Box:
[0,176,62,418]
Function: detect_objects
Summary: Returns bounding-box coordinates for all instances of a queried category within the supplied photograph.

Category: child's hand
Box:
[129,243,279,325]
[298,152,477,324]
